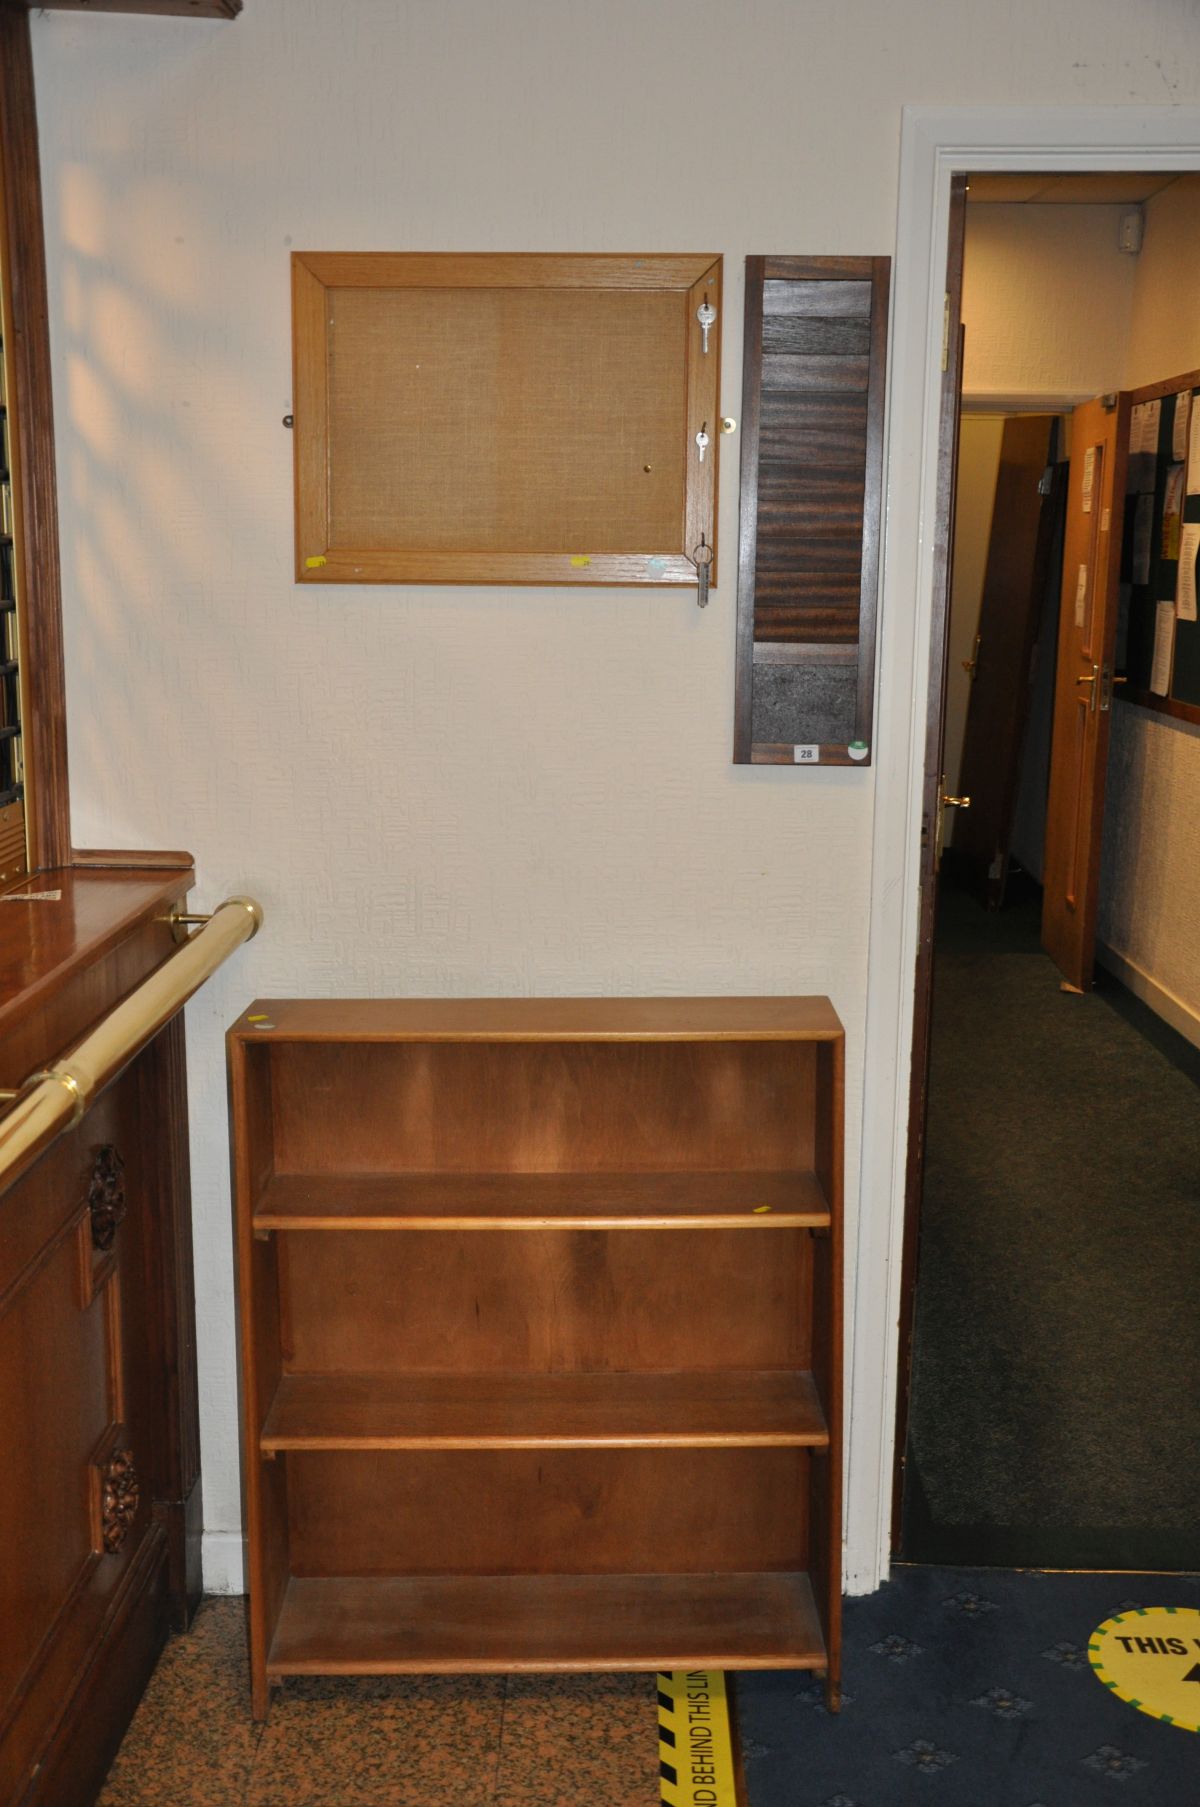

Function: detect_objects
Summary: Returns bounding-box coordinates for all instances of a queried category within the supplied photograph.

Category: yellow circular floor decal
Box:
[1090,1607,1200,1733]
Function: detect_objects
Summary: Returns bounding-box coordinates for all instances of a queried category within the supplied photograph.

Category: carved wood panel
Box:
[0,869,201,1805]
[0,1090,143,1799]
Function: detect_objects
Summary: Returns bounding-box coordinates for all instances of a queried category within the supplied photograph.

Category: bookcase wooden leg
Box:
[250,1666,272,1723]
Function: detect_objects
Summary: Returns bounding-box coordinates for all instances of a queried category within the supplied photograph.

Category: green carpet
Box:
[902,885,1200,1570]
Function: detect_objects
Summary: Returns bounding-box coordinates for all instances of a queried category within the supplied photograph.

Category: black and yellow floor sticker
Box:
[658,1670,739,1807]
[1090,1606,1200,1733]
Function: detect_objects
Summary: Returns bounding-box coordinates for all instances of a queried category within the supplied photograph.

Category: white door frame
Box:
[848,105,1200,1594]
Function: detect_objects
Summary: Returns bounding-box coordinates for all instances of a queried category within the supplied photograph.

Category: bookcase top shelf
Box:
[253,1168,831,1232]
[230,995,844,1043]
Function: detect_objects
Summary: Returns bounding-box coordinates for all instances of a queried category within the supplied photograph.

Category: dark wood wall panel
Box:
[0,8,71,866]
[762,276,872,314]
[753,463,865,644]
[761,355,869,393]
[734,255,890,765]
[26,3,242,16]
[758,392,868,465]
[755,466,866,541]
[763,318,870,356]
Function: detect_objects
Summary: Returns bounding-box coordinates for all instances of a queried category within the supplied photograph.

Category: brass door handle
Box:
[942,793,971,809]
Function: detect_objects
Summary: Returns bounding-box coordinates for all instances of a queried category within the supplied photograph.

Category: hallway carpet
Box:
[902,887,1200,1570]
[740,1565,1200,1807]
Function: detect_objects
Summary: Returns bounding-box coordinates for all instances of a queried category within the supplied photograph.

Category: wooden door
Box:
[1041,394,1128,989]
[890,174,967,1545]
[954,416,1061,906]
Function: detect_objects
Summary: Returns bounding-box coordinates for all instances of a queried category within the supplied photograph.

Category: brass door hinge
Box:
[942,293,950,373]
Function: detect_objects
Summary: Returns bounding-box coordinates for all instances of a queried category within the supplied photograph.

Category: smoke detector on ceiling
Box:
[1118,206,1145,255]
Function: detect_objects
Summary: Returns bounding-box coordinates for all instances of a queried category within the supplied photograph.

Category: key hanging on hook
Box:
[691,536,713,608]
[697,297,717,354]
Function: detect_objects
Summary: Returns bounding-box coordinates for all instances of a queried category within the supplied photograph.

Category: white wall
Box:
[1097,174,1200,1041]
[1124,173,1200,389]
[29,0,1200,1595]
[962,204,1135,404]
[943,416,1004,794]
[1099,708,1200,1040]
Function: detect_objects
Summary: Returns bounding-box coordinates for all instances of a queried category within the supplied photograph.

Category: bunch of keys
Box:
[692,537,713,608]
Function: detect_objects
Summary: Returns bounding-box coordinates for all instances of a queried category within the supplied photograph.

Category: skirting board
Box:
[202,1531,246,1595]
[1096,943,1200,1053]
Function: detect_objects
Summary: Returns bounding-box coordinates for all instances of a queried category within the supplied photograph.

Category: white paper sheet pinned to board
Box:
[1150,598,1175,695]
[1177,522,1200,623]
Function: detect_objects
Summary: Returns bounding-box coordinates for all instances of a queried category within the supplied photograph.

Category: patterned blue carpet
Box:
[738,1566,1200,1806]
[903,884,1200,1572]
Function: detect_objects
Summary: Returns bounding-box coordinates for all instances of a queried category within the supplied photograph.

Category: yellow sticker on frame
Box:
[1089,1606,1200,1733]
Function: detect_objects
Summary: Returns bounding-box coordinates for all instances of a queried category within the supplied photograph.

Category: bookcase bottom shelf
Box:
[266,1571,825,1676]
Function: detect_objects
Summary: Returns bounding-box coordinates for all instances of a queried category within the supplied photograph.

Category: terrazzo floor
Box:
[96,1599,664,1807]
[100,1569,1200,1805]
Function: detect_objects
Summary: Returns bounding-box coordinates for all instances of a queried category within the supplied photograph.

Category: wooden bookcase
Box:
[229,996,844,1719]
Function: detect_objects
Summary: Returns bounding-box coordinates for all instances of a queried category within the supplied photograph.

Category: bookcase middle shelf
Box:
[252,1168,831,1232]
[259,1368,830,1453]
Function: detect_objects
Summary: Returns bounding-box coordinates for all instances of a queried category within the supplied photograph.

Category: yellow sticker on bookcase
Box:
[1089,1606,1200,1733]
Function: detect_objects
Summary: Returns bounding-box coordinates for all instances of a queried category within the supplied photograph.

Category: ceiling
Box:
[966,172,1182,205]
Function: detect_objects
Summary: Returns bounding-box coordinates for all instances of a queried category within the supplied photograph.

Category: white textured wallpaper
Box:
[962,203,1136,403]
[1125,173,1200,390]
[1099,180,1200,1040]
[943,415,1004,796]
[28,0,1200,1590]
[1101,707,1200,1031]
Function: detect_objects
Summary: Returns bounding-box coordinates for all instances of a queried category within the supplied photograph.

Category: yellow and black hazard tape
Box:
[658,1670,739,1807]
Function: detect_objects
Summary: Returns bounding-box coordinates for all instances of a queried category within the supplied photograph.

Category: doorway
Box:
[893,169,1200,1571]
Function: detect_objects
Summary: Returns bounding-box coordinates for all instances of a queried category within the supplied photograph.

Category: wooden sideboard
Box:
[0,864,202,1807]
[0,4,248,1799]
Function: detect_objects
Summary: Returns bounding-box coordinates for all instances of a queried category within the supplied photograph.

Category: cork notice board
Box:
[292,253,722,587]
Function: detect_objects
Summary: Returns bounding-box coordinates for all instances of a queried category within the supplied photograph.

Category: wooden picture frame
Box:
[291,253,722,588]
[733,256,890,767]
[1118,366,1200,727]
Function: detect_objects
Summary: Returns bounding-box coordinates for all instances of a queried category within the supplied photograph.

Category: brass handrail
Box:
[0,894,262,1197]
